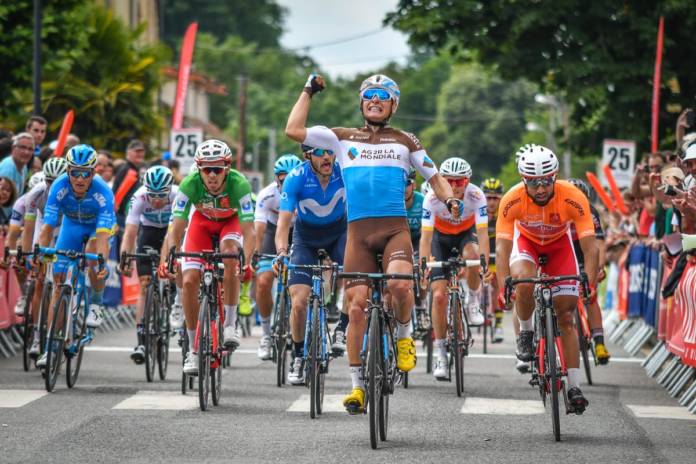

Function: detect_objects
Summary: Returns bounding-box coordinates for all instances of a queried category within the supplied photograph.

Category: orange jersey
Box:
[496,180,595,245]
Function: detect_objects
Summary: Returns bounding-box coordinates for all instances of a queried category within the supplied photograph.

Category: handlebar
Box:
[338,271,413,282]
[167,245,243,274]
[504,272,590,306]
[33,244,104,269]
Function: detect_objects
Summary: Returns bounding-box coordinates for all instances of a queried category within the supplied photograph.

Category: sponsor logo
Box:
[468,190,482,201]
[348,134,370,141]
[176,200,186,209]
[347,147,359,160]
[422,154,434,168]
[93,192,107,208]
[423,210,432,220]
[359,148,399,160]
[280,192,288,200]
[11,210,21,221]
[564,198,585,216]
[56,187,69,201]
[219,197,230,208]
[298,188,345,217]
[380,138,397,142]
[240,194,253,213]
[502,197,521,217]
[549,213,561,224]
[478,206,488,217]
[405,132,422,147]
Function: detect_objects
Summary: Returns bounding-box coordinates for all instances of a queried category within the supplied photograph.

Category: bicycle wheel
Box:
[180,327,189,394]
[143,284,157,382]
[45,286,70,393]
[425,293,433,374]
[22,280,36,372]
[379,318,395,442]
[451,293,464,397]
[275,290,289,387]
[158,285,171,380]
[198,296,211,411]
[545,308,561,442]
[211,298,223,406]
[309,298,321,419]
[576,310,593,386]
[367,305,381,449]
[38,281,52,361]
[66,294,88,389]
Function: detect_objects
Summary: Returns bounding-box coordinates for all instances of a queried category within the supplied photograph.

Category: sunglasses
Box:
[361,88,391,101]
[309,148,334,157]
[147,192,169,199]
[69,170,93,179]
[523,176,555,188]
[200,166,226,175]
[446,178,469,187]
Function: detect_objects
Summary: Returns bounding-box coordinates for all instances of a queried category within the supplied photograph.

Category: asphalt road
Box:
[1,314,694,464]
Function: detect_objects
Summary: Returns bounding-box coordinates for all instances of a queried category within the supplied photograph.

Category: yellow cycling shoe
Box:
[343,387,366,415]
[396,337,417,372]
[595,342,611,365]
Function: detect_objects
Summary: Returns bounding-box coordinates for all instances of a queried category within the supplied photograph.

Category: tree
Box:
[387,1,696,155]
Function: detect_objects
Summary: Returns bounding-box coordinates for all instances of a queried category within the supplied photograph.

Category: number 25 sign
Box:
[601,139,635,188]
[170,128,203,173]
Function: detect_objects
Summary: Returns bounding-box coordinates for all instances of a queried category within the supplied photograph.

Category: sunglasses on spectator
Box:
[361,88,391,101]
[200,166,226,175]
[446,178,469,187]
[308,148,334,157]
[69,169,93,179]
[523,175,555,188]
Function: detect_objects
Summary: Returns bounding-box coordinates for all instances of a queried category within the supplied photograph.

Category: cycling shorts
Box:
[510,227,579,297]
[343,217,412,289]
[257,223,293,275]
[288,219,346,286]
[181,210,242,272]
[136,225,168,277]
[53,218,97,275]
[430,226,478,282]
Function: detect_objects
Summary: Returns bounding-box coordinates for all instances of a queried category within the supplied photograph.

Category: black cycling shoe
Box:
[515,330,535,362]
[567,387,589,415]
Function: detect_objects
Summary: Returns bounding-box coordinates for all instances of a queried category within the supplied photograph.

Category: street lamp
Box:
[534,93,571,179]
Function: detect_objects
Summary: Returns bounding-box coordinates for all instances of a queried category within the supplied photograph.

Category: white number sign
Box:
[601,139,635,188]
[170,128,203,174]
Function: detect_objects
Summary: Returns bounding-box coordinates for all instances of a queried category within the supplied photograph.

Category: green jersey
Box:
[172,169,254,222]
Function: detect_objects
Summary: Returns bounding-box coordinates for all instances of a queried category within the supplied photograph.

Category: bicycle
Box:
[504,255,590,442]
[34,245,104,392]
[286,249,341,418]
[120,247,172,382]
[479,279,496,354]
[426,254,484,397]
[340,260,413,450]
[259,253,292,388]
[576,298,596,385]
[168,244,242,411]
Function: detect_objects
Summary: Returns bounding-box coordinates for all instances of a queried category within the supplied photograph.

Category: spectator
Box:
[112,139,145,228]
[29,156,43,177]
[65,133,81,152]
[38,146,54,164]
[96,149,114,186]
[0,132,33,196]
[0,129,14,159]
[0,176,17,228]
[25,115,47,156]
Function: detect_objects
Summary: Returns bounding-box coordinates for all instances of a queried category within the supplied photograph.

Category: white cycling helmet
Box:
[359,74,400,106]
[194,139,232,165]
[517,145,559,177]
[28,172,44,190]
[439,157,472,178]
[515,143,540,163]
[43,157,68,180]
[683,142,696,161]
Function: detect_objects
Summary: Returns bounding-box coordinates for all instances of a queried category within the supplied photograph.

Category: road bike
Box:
[259,253,291,388]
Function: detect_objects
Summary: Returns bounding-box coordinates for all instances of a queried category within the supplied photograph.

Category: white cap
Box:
[683,143,696,161]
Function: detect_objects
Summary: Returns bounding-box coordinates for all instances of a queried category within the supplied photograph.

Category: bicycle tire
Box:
[38,281,52,361]
[481,285,488,355]
[425,293,433,374]
[275,289,289,387]
[144,284,157,382]
[181,327,189,395]
[22,280,36,372]
[211,296,223,406]
[158,285,171,380]
[452,293,464,397]
[576,311,593,386]
[66,292,88,389]
[545,308,561,442]
[309,299,319,419]
[198,295,211,411]
[367,305,381,450]
[45,286,70,393]
[379,317,395,442]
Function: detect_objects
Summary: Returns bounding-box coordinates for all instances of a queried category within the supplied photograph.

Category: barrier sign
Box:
[170,127,203,174]
[600,139,636,188]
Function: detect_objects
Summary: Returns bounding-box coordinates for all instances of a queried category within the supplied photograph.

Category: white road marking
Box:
[461,397,545,415]
[112,391,198,410]
[286,394,346,413]
[627,405,696,421]
[85,346,256,355]
[0,390,48,408]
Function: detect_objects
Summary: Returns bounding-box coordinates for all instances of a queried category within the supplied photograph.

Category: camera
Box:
[663,184,681,197]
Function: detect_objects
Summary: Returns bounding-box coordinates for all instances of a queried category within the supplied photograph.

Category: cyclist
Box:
[405,167,424,251]
[120,166,177,364]
[420,157,488,379]
[496,145,598,413]
[285,73,459,412]
[35,145,114,368]
[568,178,610,364]
[166,139,255,375]
[253,154,301,361]
[481,177,505,343]
[274,144,347,385]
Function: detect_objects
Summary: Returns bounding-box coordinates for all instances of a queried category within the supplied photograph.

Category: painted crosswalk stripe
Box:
[461,397,545,415]
[286,394,346,413]
[627,405,696,421]
[0,390,48,408]
[112,391,198,410]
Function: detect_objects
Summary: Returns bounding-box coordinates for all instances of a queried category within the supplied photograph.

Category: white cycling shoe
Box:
[223,325,241,349]
[86,304,104,328]
[257,335,272,360]
[14,296,27,316]
[467,303,485,326]
[433,355,448,380]
[169,303,184,330]
[183,352,198,375]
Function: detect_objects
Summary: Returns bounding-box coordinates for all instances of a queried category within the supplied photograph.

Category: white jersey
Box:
[126,185,179,228]
[422,183,487,235]
[254,181,290,226]
[24,181,50,220]
[10,194,28,227]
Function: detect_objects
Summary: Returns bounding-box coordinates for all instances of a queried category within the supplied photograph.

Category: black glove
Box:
[303,74,325,97]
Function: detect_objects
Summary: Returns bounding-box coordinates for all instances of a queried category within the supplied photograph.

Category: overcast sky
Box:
[276,0,411,78]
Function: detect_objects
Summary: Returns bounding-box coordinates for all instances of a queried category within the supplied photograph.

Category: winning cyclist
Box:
[567,178,610,364]
[285,73,459,413]
[496,145,598,413]
[120,166,177,364]
[166,139,255,375]
[253,154,301,361]
[36,145,114,368]
[481,177,505,343]
[420,157,488,379]
[274,144,347,385]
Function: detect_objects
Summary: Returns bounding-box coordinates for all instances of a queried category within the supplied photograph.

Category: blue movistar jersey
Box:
[406,191,424,240]
[44,173,115,233]
[304,125,438,222]
[280,161,346,226]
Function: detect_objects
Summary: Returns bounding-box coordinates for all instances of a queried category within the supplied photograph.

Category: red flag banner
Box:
[171,22,198,130]
[586,172,616,213]
[54,109,75,157]
[651,16,665,153]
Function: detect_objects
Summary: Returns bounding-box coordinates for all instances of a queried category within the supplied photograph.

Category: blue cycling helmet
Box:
[144,166,173,193]
[274,154,302,175]
[66,144,97,169]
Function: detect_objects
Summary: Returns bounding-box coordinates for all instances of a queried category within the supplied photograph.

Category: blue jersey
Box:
[44,173,115,233]
[280,161,346,226]
[406,191,424,239]
[304,126,437,222]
